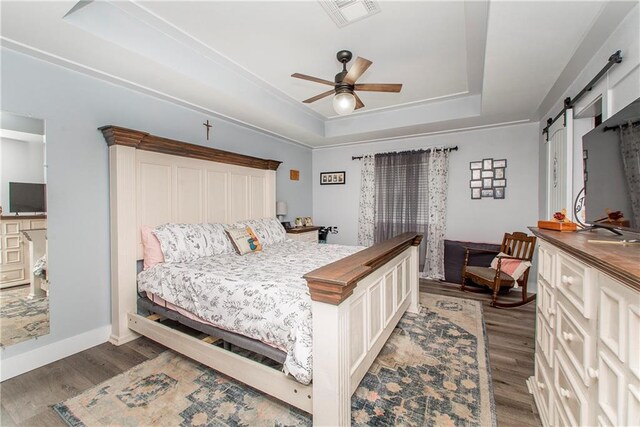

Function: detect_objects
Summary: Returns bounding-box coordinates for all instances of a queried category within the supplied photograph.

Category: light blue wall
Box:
[0,48,312,359]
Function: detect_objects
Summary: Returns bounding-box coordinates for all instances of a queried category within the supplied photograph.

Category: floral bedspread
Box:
[137,240,363,384]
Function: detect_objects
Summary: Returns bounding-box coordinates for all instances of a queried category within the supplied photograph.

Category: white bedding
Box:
[137,240,363,384]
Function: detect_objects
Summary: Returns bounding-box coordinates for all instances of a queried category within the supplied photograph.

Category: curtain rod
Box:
[603,120,640,132]
[542,50,622,140]
[351,146,458,161]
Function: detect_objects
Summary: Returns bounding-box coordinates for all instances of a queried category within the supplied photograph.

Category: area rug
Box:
[0,285,49,346]
[53,294,495,426]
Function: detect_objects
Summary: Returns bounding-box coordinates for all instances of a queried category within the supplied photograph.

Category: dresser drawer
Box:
[538,243,555,285]
[0,268,25,283]
[556,301,596,387]
[1,220,21,235]
[538,279,556,326]
[29,219,47,229]
[287,230,318,243]
[537,313,554,368]
[596,349,627,426]
[533,356,554,424]
[554,351,591,427]
[556,252,596,319]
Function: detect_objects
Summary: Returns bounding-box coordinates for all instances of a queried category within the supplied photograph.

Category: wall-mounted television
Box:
[8,182,46,213]
[582,97,639,234]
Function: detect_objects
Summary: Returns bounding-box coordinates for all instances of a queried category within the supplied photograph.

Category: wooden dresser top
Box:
[530,227,640,292]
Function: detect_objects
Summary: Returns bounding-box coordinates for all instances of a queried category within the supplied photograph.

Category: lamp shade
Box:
[276,201,288,216]
[333,92,356,115]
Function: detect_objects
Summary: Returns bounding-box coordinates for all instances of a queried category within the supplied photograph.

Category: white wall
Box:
[0,137,45,210]
[313,122,540,247]
[0,48,313,378]
[538,4,640,218]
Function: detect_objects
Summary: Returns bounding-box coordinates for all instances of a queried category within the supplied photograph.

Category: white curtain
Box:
[619,122,640,229]
[422,150,450,280]
[357,154,375,246]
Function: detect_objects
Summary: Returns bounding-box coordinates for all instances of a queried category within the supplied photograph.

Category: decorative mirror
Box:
[0,112,49,347]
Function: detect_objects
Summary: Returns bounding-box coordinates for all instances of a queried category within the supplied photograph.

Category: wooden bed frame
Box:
[102,126,422,426]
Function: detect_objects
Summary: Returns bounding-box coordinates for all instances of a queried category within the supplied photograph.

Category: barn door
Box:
[547,109,574,219]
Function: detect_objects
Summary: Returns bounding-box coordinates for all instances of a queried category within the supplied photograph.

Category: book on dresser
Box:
[527,227,639,427]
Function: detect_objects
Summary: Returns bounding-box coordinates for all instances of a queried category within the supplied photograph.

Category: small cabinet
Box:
[286,227,320,243]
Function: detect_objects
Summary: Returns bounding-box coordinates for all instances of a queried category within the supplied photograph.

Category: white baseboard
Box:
[0,325,111,381]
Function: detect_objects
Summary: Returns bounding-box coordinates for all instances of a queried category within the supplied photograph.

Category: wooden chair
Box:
[460,232,537,308]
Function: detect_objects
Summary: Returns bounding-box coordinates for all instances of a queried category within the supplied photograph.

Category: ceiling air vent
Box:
[319,0,381,28]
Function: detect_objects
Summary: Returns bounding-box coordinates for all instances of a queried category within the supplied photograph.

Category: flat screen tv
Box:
[8,182,46,213]
[582,97,639,234]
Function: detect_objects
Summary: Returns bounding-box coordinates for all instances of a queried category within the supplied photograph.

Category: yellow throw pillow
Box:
[226,227,262,255]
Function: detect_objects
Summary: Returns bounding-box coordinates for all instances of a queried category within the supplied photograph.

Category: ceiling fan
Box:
[291,50,402,115]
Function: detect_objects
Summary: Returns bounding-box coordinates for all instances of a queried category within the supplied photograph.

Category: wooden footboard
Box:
[305,232,422,426]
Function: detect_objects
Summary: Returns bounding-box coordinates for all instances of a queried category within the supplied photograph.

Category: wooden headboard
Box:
[100,126,281,344]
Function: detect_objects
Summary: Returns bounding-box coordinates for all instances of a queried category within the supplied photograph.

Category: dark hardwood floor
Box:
[1,280,540,426]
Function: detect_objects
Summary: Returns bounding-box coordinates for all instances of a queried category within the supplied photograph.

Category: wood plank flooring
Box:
[1,280,540,426]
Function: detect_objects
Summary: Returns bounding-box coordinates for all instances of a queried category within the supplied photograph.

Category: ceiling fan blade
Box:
[343,57,372,85]
[291,73,335,86]
[303,89,335,103]
[354,83,403,93]
[354,92,365,110]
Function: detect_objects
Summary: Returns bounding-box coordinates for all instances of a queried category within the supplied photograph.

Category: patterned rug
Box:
[0,285,49,346]
[54,294,495,426]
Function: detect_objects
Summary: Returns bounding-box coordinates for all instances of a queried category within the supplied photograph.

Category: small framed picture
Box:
[481,189,494,198]
[304,217,313,226]
[494,159,507,168]
[320,171,346,185]
[493,179,507,187]
[481,170,494,178]
[494,168,504,179]
[471,188,481,199]
[482,178,493,189]
[482,159,493,170]
[470,161,482,170]
[471,169,481,180]
[295,217,303,227]
[494,187,505,199]
[470,180,482,188]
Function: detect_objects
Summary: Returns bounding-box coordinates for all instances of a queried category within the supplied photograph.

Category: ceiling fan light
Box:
[333,92,356,115]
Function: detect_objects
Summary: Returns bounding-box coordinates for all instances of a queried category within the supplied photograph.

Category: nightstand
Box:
[286,226,321,243]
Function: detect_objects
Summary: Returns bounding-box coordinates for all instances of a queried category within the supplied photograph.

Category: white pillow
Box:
[153,223,234,263]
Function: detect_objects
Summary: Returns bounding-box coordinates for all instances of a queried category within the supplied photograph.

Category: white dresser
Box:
[528,228,640,427]
[0,216,47,288]
[286,226,320,243]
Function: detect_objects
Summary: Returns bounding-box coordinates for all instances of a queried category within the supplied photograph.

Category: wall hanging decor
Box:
[320,171,346,185]
[470,158,507,199]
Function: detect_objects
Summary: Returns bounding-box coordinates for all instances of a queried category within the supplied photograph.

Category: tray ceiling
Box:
[0,0,627,147]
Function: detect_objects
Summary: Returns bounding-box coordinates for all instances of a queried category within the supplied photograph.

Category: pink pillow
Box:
[141,225,164,270]
[490,252,531,283]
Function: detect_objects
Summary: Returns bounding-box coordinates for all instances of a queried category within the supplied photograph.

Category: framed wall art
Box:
[320,171,346,185]
[469,158,507,199]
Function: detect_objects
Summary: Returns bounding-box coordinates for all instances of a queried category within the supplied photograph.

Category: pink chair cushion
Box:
[141,225,165,270]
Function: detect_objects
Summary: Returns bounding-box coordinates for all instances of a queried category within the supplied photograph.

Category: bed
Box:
[102,126,421,426]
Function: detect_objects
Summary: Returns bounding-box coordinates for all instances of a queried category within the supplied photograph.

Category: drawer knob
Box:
[538,382,545,390]
[561,275,574,285]
[547,307,555,315]
[560,387,571,399]
[562,331,575,342]
[588,368,599,379]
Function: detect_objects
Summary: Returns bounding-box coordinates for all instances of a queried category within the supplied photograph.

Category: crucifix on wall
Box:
[203,119,213,140]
